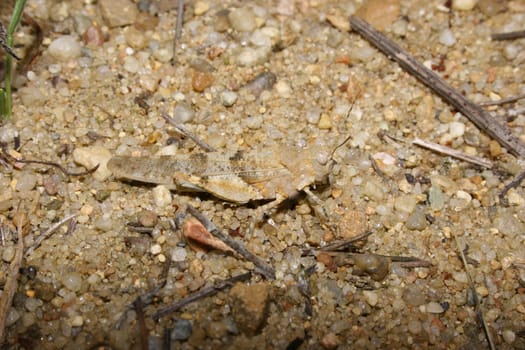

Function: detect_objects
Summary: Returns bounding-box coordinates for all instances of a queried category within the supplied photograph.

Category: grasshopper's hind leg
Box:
[246,194,287,237]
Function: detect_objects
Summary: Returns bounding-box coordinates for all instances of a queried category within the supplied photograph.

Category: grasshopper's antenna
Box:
[330,92,361,160]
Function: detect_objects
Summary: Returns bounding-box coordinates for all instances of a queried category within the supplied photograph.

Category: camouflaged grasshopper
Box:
[107,142,343,210]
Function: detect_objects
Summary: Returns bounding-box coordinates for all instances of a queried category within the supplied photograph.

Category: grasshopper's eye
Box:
[316,150,330,165]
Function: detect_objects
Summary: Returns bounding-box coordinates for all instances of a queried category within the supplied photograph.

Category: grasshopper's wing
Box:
[108,156,179,189]
[174,171,264,204]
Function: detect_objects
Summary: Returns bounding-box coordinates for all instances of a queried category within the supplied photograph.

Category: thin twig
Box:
[187,206,275,279]
[499,168,525,205]
[454,234,496,350]
[161,112,216,152]
[479,93,525,106]
[491,30,525,41]
[134,297,149,350]
[413,138,493,168]
[0,211,24,344]
[24,213,77,257]
[152,272,251,320]
[349,15,525,158]
[171,0,184,65]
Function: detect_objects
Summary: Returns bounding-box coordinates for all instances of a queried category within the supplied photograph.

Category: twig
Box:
[160,112,216,152]
[499,168,525,205]
[454,234,496,350]
[349,16,525,158]
[171,0,184,65]
[187,206,275,279]
[491,30,525,41]
[0,211,24,344]
[152,272,251,320]
[24,213,77,257]
[134,297,149,350]
[479,93,525,107]
[413,138,493,168]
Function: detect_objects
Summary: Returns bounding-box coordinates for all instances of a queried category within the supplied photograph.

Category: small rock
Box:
[439,29,456,47]
[2,246,15,262]
[429,185,445,211]
[452,271,469,284]
[402,285,427,306]
[236,47,269,66]
[489,140,502,157]
[362,290,379,306]
[478,0,507,15]
[171,247,187,262]
[326,14,350,32]
[502,329,516,344]
[243,71,276,96]
[449,121,465,138]
[406,208,428,230]
[452,0,477,11]
[320,332,341,349]
[99,0,138,27]
[0,123,19,144]
[123,56,140,73]
[220,90,238,107]
[48,36,82,61]
[171,319,192,340]
[407,320,422,334]
[71,315,84,327]
[194,1,210,16]
[139,210,158,227]
[150,243,162,255]
[229,282,271,335]
[15,172,37,192]
[192,69,214,92]
[173,103,195,123]
[426,301,445,314]
[318,113,332,129]
[394,194,417,214]
[73,146,112,181]
[61,272,83,292]
[152,185,171,207]
[83,26,105,47]
[274,80,292,98]
[124,26,146,49]
[355,0,400,30]
[228,8,257,32]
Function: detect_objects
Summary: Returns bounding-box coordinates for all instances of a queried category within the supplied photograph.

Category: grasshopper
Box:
[107,142,340,210]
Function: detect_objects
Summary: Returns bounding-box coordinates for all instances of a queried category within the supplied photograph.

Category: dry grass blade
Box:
[413,138,493,169]
[24,213,78,257]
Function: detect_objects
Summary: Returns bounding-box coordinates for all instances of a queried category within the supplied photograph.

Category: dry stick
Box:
[187,206,276,280]
[134,297,149,350]
[160,113,216,152]
[0,214,24,344]
[491,30,525,41]
[479,92,525,107]
[152,272,252,320]
[454,234,496,350]
[349,16,525,158]
[413,138,493,169]
[499,168,525,205]
[24,213,77,257]
[171,0,184,65]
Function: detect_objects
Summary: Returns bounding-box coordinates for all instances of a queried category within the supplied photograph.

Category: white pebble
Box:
[61,272,83,292]
[15,173,37,192]
[250,30,271,47]
[439,29,456,46]
[426,301,445,314]
[220,90,238,107]
[503,44,519,61]
[71,315,84,327]
[150,243,162,255]
[173,103,195,123]
[228,8,257,32]
[123,56,140,73]
[275,80,292,98]
[48,36,82,61]
[362,290,378,306]
[452,0,477,11]
[502,330,516,344]
[73,146,112,181]
[172,247,187,262]
[2,246,15,262]
[449,121,465,138]
[456,190,472,202]
[194,1,210,15]
[153,185,171,207]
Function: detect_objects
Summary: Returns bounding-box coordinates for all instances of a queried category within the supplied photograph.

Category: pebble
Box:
[73,146,112,181]
[426,301,445,314]
[318,113,332,129]
[394,194,417,214]
[2,246,15,262]
[236,47,269,66]
[439,29,456,47]
[320,332,341,349]
[173,103,195,123]
[243,71,276,96]
[150,243,162,255]
[452,0,477,11]
[171,247,187,262]
[362,290,379,307]
[0,123,18,144]
[99,0,138,27]
[229,282,271,335]
[152,185,171,207]
[355,0,400,30]
[402,285,427,306]
[71,315,84,327]
[48,36,82,61]
[407,320,422,334]
[171,319,192,340]
[123,56,140,73]
[478,0,507,15]
[82,26,105,47]
[353,254,390,281]
[228,8,257,32]
[274,80,292,98]
[194,1,210,15]
[429,185,445,211]
[61,272,83,292]
[449,121,465,138]
[139,210,158,227]
[220,90,238,107]
[405,208,428,230]
[192,69,214,92]
[502,329,516,344]
[15,172,37,192]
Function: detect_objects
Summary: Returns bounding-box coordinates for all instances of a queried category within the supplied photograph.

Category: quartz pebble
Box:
[173,103,195,123]
[229,282,271,335]
[220,90,238,106]
[171,319,192,340]
[2,246,15,263]
[152,185,171,207]
[452,0,477,11]
[228,8,257,32]
[439,29,456,47]
[171,247,187,262]
[426,301,445,314]
[15,173,37,192]
[73,146,112,181]
[99,0,138,27]
[61,272,83,292]
[48,36,82,61]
